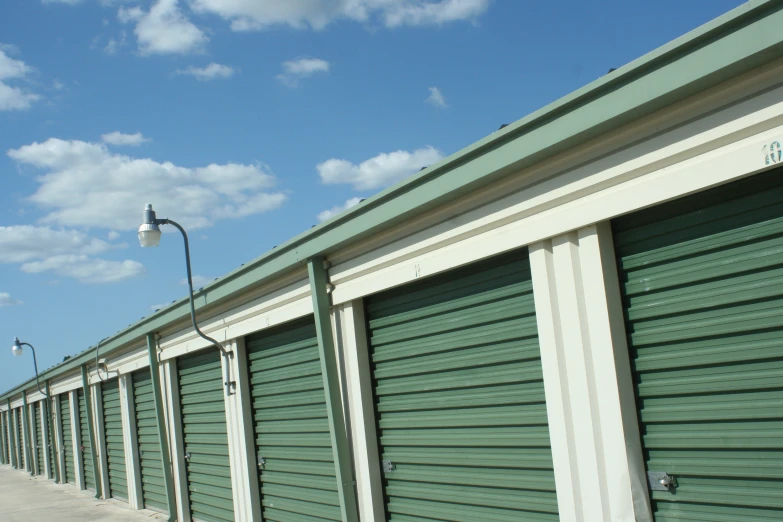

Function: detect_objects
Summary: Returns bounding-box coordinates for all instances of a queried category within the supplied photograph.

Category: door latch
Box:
[382,460,395,473]
[184,452,192,461]
[647,471,676,492]
[258,456,266,469]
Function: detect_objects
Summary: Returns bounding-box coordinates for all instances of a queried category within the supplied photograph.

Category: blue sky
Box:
[0,0,745,388]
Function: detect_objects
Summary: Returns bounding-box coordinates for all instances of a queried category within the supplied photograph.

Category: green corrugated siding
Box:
[78,389,96,490]
[365,250,559,522]
[60,394,75,484]
[16,408,25,471]
[177,350,234,522]
[102,379,127,500]
[34,402,43,475]
[246,318,341,522]
[133,369,168,512]
[613,167,783,522]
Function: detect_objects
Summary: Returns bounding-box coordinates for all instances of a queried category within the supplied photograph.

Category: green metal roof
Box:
[3,0,783,401]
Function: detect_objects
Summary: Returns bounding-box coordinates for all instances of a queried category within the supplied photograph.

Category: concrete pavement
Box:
[0,465,167,521]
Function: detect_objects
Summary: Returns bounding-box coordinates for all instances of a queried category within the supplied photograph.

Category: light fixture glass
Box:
[138,225,162,247]
[12,337,23,357]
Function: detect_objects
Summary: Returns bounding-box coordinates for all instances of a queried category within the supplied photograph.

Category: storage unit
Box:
[613,168,783,521]
[246,317,341,521]
[60,394,75,484]
[101,379,127,500]
[34,402,43,475]
[365,251,559,521]
[77,389,96,491]
[132,369,168,512]
[177,350,233,522]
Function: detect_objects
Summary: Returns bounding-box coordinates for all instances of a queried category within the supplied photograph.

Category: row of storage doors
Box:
[6,168,782,521]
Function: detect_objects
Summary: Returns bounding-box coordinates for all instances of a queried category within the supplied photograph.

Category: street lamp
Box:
[138,204,235,396]
[11,337,52,478]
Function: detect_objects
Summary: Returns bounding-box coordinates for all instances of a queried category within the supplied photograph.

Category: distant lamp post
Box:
[12,337,48,477]
[138,204,235,395]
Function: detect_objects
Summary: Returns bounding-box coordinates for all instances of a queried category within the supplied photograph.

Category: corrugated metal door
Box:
[102,379,127,500]
[246,317,342,521]
[177,350,234,522]
[60,394,75,484]
[77,389,96,490]
[16,408,24,471]
[613,168,783,521]
[34,402,43,475]
[132,369,168,512]
[365,250,559,522]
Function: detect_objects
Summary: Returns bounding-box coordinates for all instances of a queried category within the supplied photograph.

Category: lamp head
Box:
[12,337,23,357]
[138,204,162,247]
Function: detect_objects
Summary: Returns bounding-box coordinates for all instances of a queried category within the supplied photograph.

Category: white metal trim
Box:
[224,338,263,522]
[70,390,84,490]
[53,396,65,483]
[120,374,143,509]
[337,301,386,522]
[50,373,83,396]
[40,400,51,479]
[28,402,38,475]
[529,224,652,522]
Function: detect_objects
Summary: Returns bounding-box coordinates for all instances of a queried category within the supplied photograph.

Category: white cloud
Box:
[0,225,116,264]
[0,45,40,111]
[426,86,447,108]
[317,197,362,222]
[8,137,287,231]
[277,58,329,87]
[180,275,211,287]
[176,62,235,81]
[0,225,141,283]
[108,230,120,240]
[104,32,128,55]
[0,293,22,307]
[101,131,150,146]
[317,146,443,191]
[189,0,491,31]
[119,0,208,55]
[21,255,145,283]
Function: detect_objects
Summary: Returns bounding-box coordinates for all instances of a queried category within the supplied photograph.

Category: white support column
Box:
[223,338,262,522]
[163,359,190,522]
[120,375,143,509]
[93,384,111,498]
[40,401,51,479]
[28,402,39,475]
[529,222,652,522]
[12,410,19,469]
[53,396,65,483]
[69,390,84,490]
[335,300,386,522]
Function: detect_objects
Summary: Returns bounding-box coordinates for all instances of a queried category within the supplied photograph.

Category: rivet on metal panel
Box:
[382,460,395,473]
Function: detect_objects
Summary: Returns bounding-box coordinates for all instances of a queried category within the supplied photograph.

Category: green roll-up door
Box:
[133,369,167,512]
[60,394,75,484]
[177,350,233,522]
[16,408,25,471]
[365,250,559,522]
[246,317,341,521]
[613,168,783,522]
[102,379,127,500]
[34,402,43,475]
[77,389,96,490]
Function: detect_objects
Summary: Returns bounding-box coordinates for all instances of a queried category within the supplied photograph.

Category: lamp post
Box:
[138,204,235,396]
[11,337,53,478]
